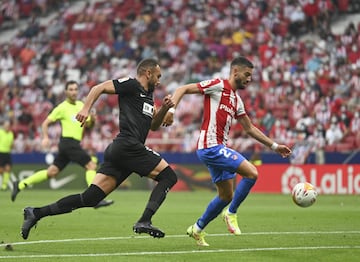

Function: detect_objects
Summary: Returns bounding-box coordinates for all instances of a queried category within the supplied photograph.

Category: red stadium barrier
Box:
[238,164,360,194]
[170,164,360,194]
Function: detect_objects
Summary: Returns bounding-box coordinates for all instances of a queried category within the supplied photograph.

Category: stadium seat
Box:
[335,143,355,152]
[343,134,356,145]
[324,144,336,152]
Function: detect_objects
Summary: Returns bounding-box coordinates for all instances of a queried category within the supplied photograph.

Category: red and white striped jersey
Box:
[196,78,246,149]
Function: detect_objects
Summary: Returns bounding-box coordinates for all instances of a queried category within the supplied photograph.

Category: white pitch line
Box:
[1,246,360,259]
[1,231,359,247]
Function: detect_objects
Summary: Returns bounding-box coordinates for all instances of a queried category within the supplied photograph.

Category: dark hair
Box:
[137,58,159,75]
[65,80,78,90]
[230,56,254,69]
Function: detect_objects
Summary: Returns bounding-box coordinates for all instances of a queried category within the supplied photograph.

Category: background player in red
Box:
[164,56,292,246]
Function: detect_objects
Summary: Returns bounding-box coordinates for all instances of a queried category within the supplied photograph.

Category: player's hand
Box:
[162,112,174,127]
[41,137,50,149]
[275,145,292,158]
[76,108,89,127]
[162,95,174,110]
[161,95,175,127]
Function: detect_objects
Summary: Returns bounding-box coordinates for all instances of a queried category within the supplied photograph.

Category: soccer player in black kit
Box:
[20,58,177,240]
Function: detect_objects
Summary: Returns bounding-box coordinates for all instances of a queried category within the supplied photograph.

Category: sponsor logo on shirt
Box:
[142,102,154,117]
[219,104,235,116]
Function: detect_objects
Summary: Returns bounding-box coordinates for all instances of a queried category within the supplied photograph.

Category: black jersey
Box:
[112,77,154,144]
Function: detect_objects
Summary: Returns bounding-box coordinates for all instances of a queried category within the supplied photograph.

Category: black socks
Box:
[34,184,106,219]
[138,166,177,222]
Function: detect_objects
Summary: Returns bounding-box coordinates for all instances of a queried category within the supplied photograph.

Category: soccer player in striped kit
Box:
[164,56,292,246]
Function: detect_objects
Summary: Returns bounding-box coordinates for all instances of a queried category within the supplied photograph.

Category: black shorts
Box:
[0,153,11,167]
[97,138,162,185]
[53,137,91,171]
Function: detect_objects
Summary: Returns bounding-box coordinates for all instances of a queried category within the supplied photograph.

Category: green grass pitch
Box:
[1,189,359,261]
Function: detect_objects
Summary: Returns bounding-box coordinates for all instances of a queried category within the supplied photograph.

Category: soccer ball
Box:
[292,182,317,208]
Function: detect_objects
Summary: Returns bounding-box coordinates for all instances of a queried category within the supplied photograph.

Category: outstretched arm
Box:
[171,83,200,108]
[76,80,115,127]
[238,114,292,158]
[162,83,200,126]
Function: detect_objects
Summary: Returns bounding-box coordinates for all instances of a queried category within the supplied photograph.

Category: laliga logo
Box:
[282,166,307,194]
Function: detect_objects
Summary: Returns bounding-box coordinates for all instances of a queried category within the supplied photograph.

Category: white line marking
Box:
[1,246,360,259]
[1,231,359,247]
[1,231,359,259]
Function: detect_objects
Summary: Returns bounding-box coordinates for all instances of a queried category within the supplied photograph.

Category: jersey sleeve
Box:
[196,78,223,95]
[112,77,137,95]
[235,97,247,119]
[47,104,63,122]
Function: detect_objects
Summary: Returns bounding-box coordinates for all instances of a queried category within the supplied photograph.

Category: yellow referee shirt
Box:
[48,100,90,141]
[0,128,14,153]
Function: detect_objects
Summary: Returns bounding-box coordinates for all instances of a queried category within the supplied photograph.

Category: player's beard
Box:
[148,81,158,92]
[67,94,77,104]
[148,84,155,92]
[235,79,247,90]
[70,94,78,102]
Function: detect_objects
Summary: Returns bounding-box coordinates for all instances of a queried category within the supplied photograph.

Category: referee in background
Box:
[11,81,113,209]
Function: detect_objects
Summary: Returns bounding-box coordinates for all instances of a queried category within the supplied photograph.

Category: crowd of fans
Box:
[0,0,359,160]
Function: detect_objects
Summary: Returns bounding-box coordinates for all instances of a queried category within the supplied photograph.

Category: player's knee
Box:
[155,166,178,188]
[80,184,106,207]
[249,168,258,180]
[245,164,258,180]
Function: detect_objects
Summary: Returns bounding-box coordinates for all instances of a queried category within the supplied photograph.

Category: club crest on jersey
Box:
[142,102,154,117]
[199,80,212,87]
[116,77,130,83]
[219,104,235,117]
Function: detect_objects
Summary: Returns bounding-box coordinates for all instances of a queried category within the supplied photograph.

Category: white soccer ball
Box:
[291,182,317,208]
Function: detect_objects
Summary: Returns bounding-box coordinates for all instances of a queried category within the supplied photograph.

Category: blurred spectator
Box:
[288,4,306,36]
[15,105,35,137]
[325,116,344,145]
[348,44,360,64]
[261,111,276,135]
[308,123,326,164]
[0,0,358,154]
[314,97,331,126]
[0,46,14,71]
[303,0,320,32]
[45,13,66,40]
[350,111,360,135]
[33,0,48,16]
[18,43,36,66]
[0,0,19,27]
[305,49,323,72]
[334,75,351,98]
[21,16,40,38]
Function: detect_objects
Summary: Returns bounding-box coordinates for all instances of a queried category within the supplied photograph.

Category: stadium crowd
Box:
[0,0,359,160]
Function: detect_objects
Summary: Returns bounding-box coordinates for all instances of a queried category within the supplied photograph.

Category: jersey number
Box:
[219,148,232,158]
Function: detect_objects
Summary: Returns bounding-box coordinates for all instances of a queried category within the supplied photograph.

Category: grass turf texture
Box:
[0,190,359,261]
